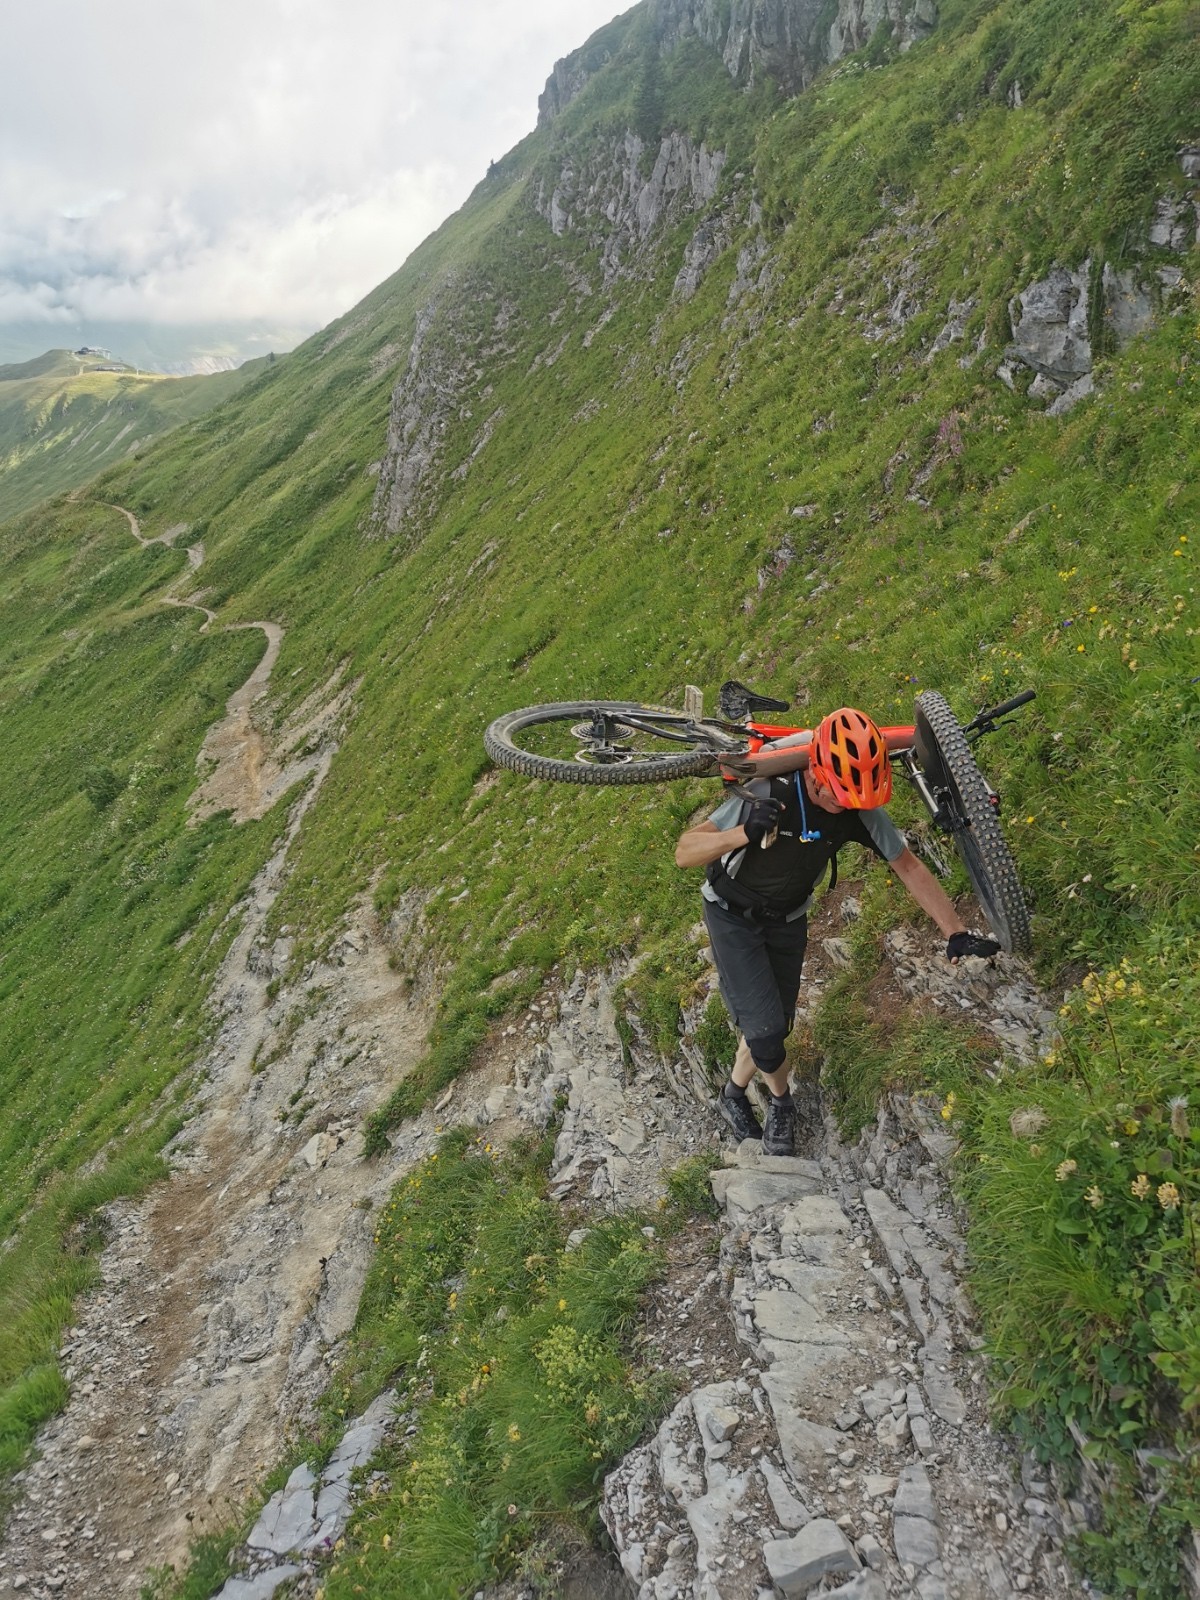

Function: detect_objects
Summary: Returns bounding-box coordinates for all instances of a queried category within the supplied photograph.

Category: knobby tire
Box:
[484,701,731,786]
[914,691,1032,954]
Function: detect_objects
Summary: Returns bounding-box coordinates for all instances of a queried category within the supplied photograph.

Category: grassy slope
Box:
[0,351,262,521]
[2,0,1198,1586]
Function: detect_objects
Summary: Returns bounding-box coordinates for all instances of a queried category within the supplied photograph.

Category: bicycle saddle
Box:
[718,680,791,719]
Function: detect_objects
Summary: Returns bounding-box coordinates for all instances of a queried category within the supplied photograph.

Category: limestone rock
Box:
[1046,373,1094,417]
[894,1464,936,1522]
[763,1518,859,1597]
[762,1378,842,1480]
[1008,263,1092,384]
[1148,193,1196,251]
[752,1288,850,1346]
[759,1454,811,1529]
[826,1574,887,1600]
[539,0,939,126]
[711,1167,823,1223]
[894,1512,940,1569]
[534,130,726,285]
[926,296,977,361]
[216,1570,303,1600]
[247,1464,317,1553]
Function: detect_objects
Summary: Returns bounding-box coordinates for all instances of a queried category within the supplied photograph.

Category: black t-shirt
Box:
[703,774,905,918]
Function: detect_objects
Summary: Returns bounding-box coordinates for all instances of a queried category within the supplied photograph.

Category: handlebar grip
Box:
[980,688,1036,720]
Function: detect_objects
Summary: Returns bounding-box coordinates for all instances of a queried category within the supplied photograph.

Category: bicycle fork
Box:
[899,749,1004,832]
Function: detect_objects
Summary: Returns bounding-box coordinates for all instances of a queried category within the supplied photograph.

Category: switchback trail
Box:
[100,498,348,823]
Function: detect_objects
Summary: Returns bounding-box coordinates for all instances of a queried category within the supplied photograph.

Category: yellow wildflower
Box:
[1055,1159,1078,1181]
[1157,1182,1181,1211]
[1085,1185,1104,1209]
[1131,1174,1152,1200]
[507,1423,521,1441]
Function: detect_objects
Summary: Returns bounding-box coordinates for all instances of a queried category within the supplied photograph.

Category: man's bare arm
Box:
[675,819,750,869]
[888,846,967,937]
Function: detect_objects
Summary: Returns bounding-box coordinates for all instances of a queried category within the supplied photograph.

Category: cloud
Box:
[0,0,627,342]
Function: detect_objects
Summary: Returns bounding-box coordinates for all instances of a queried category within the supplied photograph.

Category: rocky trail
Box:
[0,520,1075,1600]
[0,864,1084,1600]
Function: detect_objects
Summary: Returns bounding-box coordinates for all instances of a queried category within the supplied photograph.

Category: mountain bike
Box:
[484,681,1036,953]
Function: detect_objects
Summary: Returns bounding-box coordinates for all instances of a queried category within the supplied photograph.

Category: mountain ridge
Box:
[0,349,264,520]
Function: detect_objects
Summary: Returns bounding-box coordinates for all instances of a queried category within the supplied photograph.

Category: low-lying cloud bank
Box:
[0,0,623,364]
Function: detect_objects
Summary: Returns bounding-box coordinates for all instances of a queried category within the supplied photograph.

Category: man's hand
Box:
[744,797,783,848]
[947,930,1001,963]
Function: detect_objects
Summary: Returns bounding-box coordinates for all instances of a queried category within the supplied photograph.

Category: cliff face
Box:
[538,0,939,125]
[534,131,727,279]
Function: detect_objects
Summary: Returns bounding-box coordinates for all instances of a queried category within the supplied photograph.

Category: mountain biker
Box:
[675,706,1000,1156]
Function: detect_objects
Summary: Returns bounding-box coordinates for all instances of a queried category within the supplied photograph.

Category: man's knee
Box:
[745,1029,787,1075]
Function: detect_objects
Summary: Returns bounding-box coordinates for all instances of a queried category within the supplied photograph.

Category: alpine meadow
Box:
[1,1,1198,1598]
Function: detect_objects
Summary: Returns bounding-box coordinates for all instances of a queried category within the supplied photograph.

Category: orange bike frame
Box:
[743,721,917,754]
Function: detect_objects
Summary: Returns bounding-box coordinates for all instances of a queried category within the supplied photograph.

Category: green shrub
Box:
[81,765,125,809]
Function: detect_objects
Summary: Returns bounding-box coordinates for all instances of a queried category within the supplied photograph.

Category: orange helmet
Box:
[810,707,892,808]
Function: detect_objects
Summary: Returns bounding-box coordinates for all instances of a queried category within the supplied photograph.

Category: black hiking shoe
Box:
[762,1095,797,1157]
[716,1084,762,1143]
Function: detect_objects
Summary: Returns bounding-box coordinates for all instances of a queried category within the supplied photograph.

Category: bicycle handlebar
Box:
[967,688,1036,731]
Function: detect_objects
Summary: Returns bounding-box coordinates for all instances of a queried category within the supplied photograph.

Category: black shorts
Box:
[702,897,808,1046]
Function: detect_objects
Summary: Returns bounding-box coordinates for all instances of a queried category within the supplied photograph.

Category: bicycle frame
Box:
[484,685,1035,950]
[733,686,1035,826]
[742,720,916,752]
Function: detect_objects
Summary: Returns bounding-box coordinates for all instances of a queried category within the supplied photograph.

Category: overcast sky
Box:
[2,0,625,353]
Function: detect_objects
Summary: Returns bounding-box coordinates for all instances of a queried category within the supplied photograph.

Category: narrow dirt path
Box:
[0,500,387,1597]
[101,501,319,820]
[0,803,434,1596]
[188,620,283,818]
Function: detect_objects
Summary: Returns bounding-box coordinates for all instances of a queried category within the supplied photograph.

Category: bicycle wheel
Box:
[484,701,742,786]
[914,691,1032,954]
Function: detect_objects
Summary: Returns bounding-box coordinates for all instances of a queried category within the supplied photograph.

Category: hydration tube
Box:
[794,771,822,842]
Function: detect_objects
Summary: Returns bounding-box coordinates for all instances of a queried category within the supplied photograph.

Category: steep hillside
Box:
[1,0,1197,1593]
[0,350,262,520]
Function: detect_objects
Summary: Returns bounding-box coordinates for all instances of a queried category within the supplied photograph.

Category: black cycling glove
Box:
[743,797,783,847]
[947,930,1001,962]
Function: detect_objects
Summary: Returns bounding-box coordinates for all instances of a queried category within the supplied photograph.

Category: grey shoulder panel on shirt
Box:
[861,805,906,861]
[708,794,746,831]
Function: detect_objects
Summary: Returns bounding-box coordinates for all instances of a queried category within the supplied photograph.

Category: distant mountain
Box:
[0,319,306,375]
[0,347,265,519]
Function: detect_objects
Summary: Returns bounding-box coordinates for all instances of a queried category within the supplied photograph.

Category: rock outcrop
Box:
[535,131,726,285]
[538,0,940,125]
[370,284,521,534]
[0,882,1093,1599]
[997,146,1199,413]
